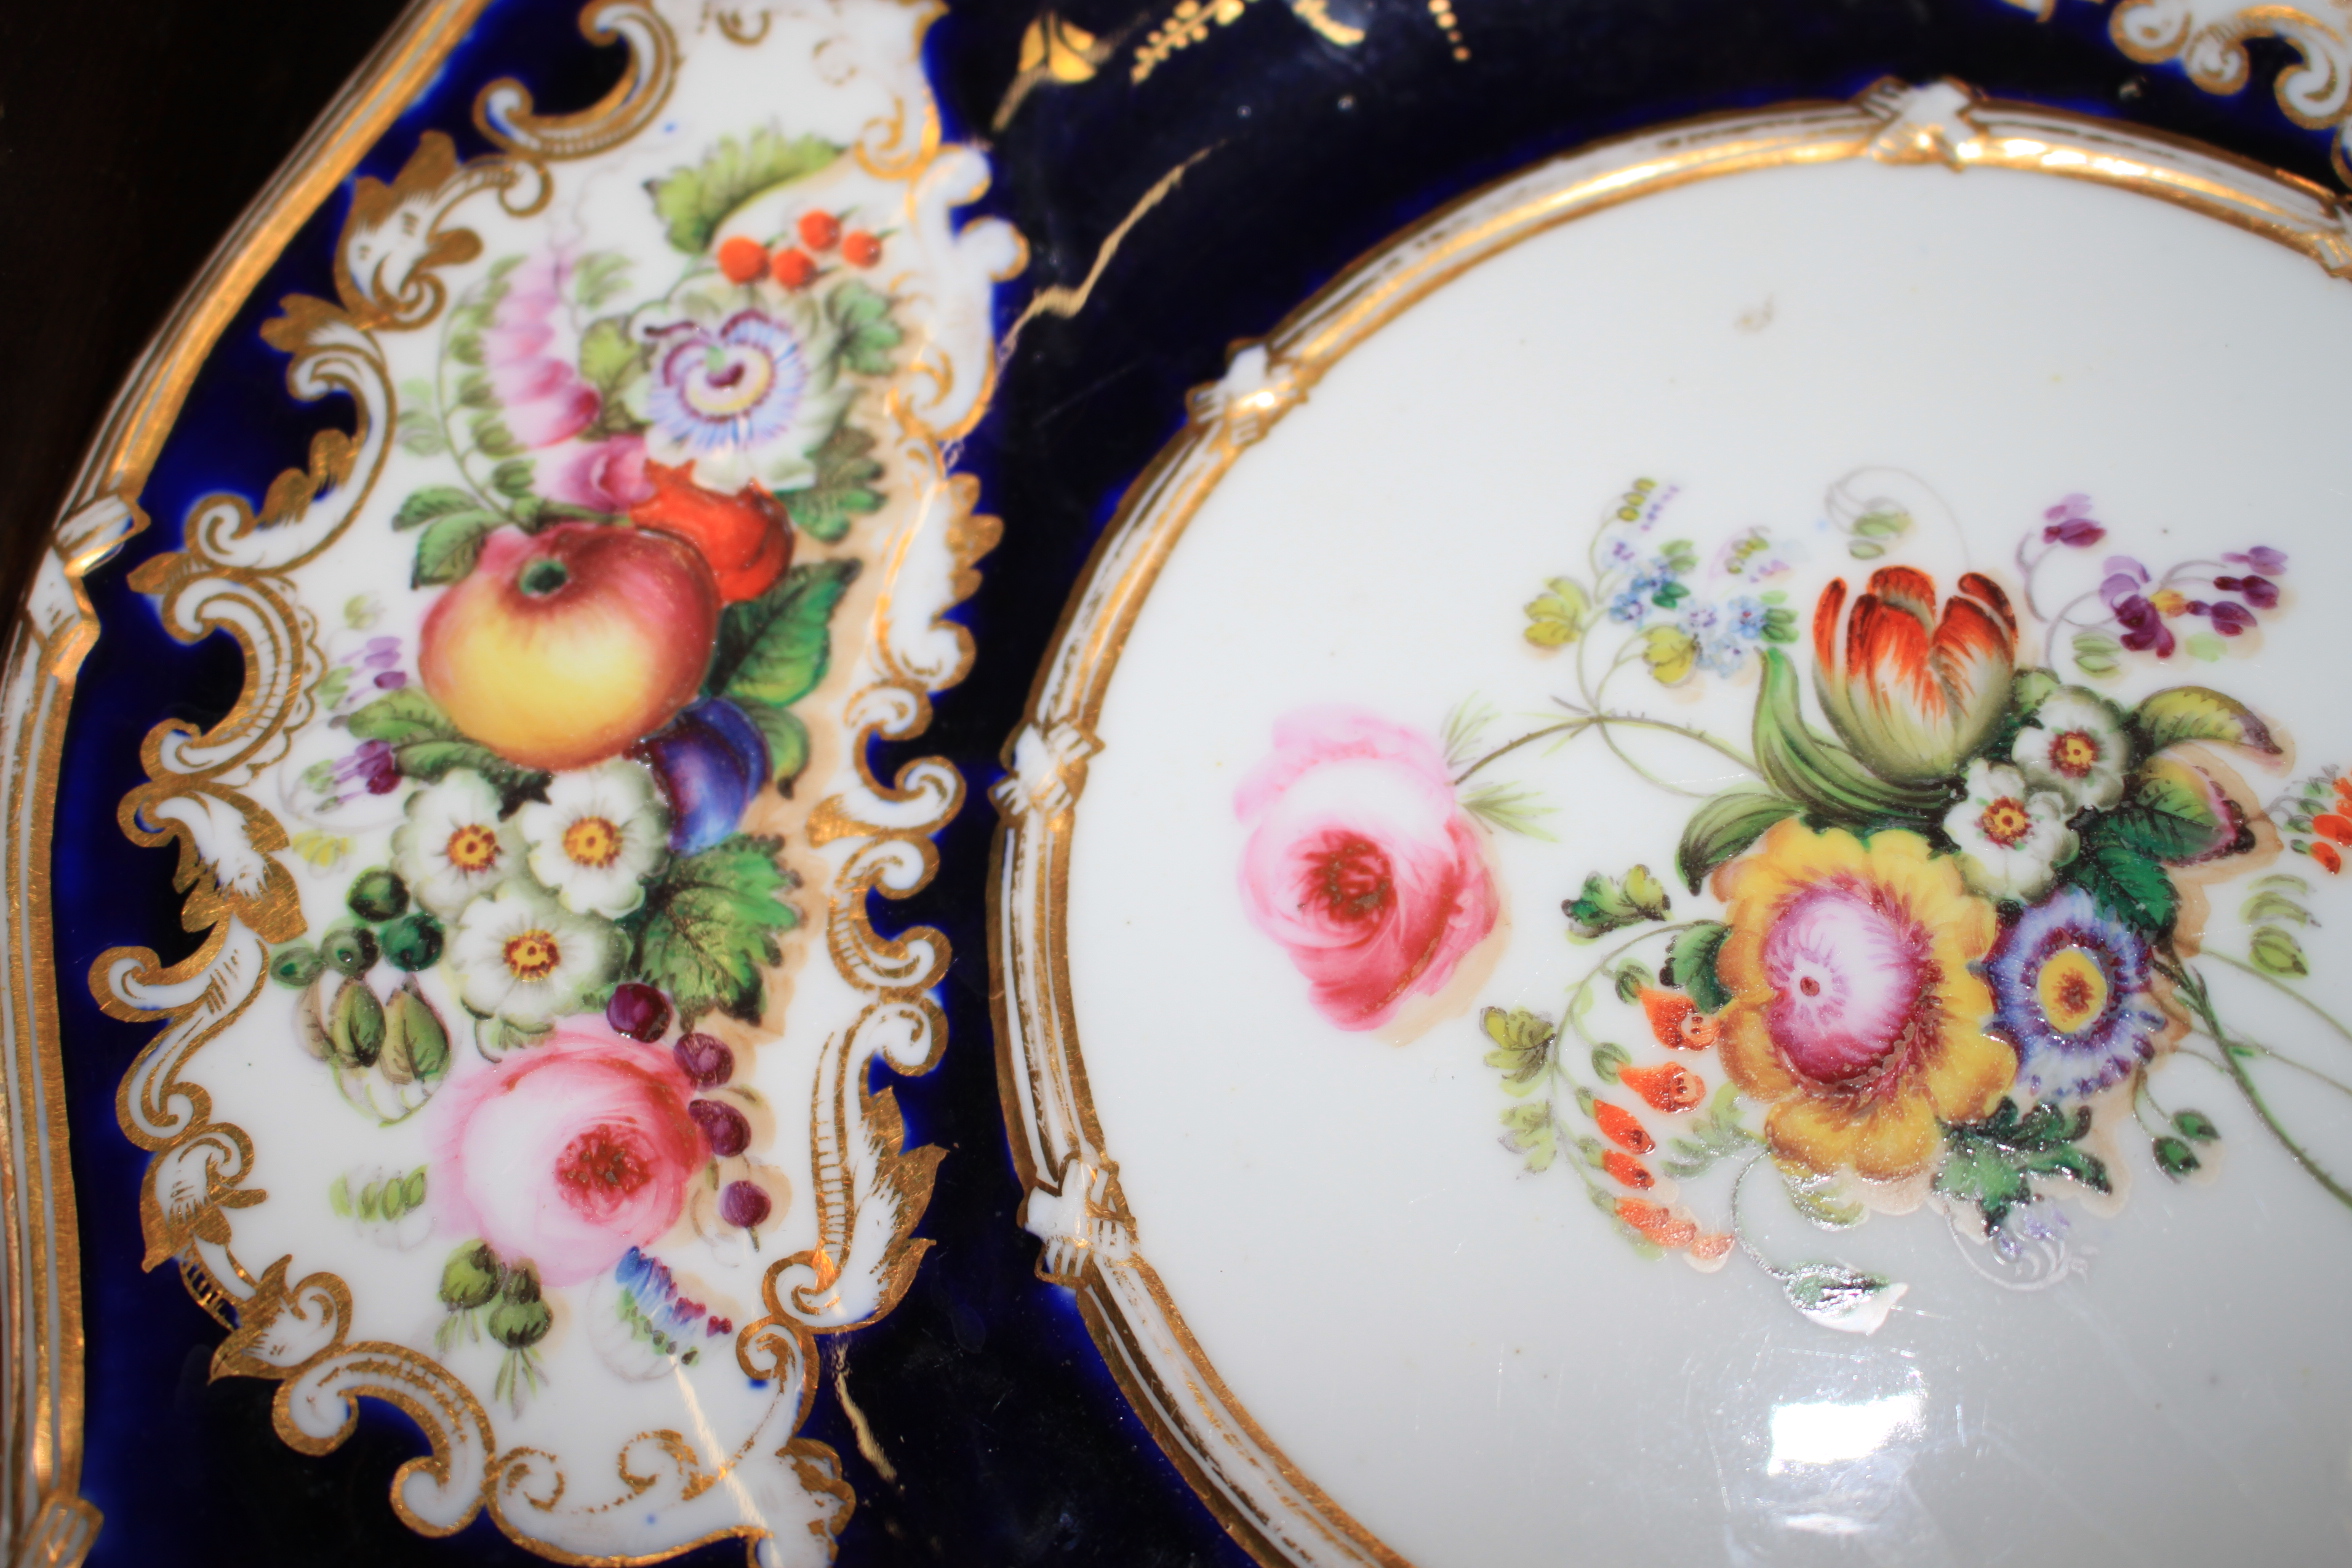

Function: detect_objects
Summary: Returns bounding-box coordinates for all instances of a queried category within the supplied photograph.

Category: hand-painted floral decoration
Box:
[253,123,899,1416]
[1290,472,2336,1331]
[1236,707,1500,1032]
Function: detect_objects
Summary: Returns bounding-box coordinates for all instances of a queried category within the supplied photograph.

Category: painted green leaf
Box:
[2152,1135,2201,1177]
[737,701,811,793]
[621,835,800,1022]
[490,458,536,499]
[2250,924,2310,978]
[827,281,903,377]
[2099,756,2228,863]
[1751,649,1948,826]
[710,559,861,710]
[1675,785,1797,894]
[2133,685,2281,757]
[573,250,633,310]
[776,420,884,544]
[1480,1006,1553,1088]
[2071,630,2122,679]
[1934,1098,2110,1234]
[2173,1109,2219,1142]
[1457,781,1556,840]
[1665,921,1733,1012]
[1611,960,1654,1005]
[1563,864,1670,941]
[2240,890,2308,926]
[1523,577,1589,648]
[1658,1083,1756,1180]
[1590,1041,1631,1081]
[2067,819,2181,937]
[345,690,549,806]
[1499,1100,1556,1171]
[578,315,646,395]
[1640,624,1698,685]
[648,128,843,254]
[392,486,479,532]
[1779,1164,1864,1230]
[1778,1263,1902,1333]
[411,509,499,587]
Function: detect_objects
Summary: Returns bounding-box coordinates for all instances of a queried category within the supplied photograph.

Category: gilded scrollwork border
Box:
[987,78,2352,1568]
[0,1,1017,1563]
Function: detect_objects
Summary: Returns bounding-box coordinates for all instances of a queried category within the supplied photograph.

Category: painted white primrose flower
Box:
[516,760,669,919]
[391,769,522,918]
[447,882,619,1028]
[2012,688,2128,812]
[1943,759,2077,901]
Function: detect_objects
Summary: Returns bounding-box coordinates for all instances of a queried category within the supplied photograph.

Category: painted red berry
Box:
[798,210,841,250]
[769,248,818,289]
[1593,1100,1653,1154]
[719,1180,771,1229]
[605,982,671,1042]
[673,1031,735,1088]
[688,1097,751,1158]
[716,236,768,284]
[840,230,881,268]
[2316,813,2352,846]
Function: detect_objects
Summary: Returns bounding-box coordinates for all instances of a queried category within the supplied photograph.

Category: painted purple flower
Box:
[2041,494,2105,548]
[1987,886,2170,1102]
[333,739,401,796]
[646,309,807,455]
[2208,600,2255,636]
[2113,595,2175,657]
[2215,574,2279,609]
[2225,547,2288,574]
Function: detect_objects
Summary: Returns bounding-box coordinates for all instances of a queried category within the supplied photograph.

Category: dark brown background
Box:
[0,0,411,625]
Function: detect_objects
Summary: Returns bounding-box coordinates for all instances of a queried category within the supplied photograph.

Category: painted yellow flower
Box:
[1714,820,2014,1182]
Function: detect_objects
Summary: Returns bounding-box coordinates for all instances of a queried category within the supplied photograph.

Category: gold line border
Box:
[988,77,2352,1568]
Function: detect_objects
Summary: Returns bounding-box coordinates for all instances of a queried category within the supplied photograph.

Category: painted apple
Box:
[419,523,721,773]
[635,697,771,853]
[628,460,794,603]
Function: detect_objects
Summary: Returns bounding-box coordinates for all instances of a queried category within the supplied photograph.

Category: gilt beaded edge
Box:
[2,2,1023,1565]
[988,78,2352,1568]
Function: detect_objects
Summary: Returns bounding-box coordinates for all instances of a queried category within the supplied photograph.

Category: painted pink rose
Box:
[1236,707,1498,1031]
[545,431,655,513]
[431,1027,703,1285]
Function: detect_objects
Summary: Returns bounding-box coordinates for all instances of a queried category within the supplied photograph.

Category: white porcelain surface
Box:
[1054,149,2352,1564]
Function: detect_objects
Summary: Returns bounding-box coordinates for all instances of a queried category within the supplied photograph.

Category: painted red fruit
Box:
[840,231,881,268]
[769,247,818,290]
[716,236,768,283]
[418,523,720,772]
[605,982,671,1042]
[719,1180,771,1228]
[628,460,793,603]
[797,210,841,250]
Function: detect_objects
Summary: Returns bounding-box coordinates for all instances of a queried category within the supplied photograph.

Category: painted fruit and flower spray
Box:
[268,128,903,1405]
[1240,472,2344,1331]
